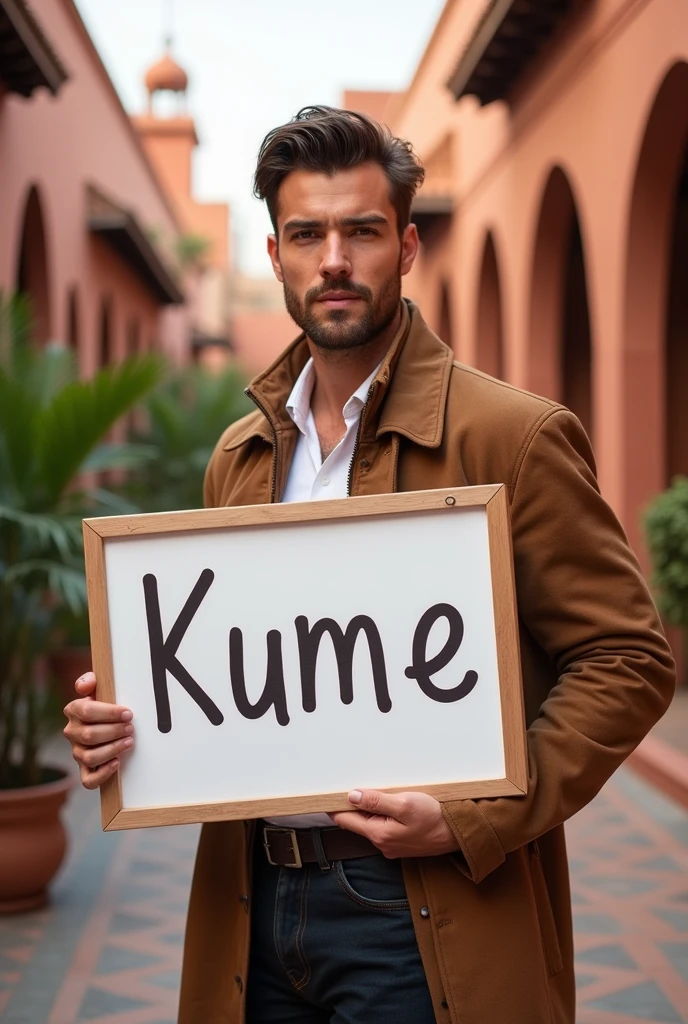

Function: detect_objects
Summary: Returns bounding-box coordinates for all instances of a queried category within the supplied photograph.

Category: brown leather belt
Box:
[261,824,379,868]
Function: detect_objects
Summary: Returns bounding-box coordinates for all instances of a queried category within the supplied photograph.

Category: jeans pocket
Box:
[334,856,410,911]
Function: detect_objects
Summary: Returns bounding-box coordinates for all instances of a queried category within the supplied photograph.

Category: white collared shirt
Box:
[281,356,380,504]
[265,356,381,828]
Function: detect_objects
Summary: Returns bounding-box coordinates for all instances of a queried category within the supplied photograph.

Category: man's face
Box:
[267,162,418,351]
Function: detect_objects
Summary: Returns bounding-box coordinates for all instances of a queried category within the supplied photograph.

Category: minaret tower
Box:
[134,32,198,205]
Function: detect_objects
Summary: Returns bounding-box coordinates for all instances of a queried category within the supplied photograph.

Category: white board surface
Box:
[103,506,505,812]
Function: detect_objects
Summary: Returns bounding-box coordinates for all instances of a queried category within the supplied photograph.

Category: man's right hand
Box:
[63,672,134,790]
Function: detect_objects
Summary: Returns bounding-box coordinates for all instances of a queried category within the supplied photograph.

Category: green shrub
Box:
[644,476,688,679]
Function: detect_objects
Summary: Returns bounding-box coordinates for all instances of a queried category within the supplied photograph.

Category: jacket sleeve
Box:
[441,408,675,882]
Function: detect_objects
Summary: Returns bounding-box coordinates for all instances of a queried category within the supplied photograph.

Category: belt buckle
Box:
[263,827,303,869]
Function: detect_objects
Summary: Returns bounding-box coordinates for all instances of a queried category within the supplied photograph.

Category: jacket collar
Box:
[227,299,453,451]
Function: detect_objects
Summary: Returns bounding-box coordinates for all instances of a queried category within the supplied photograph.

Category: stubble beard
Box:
[283,269,402,353]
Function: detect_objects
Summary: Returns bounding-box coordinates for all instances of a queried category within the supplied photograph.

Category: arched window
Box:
[66,288,79,353]
[15,186,51,344]
[528,167,593,439]
[438,280,454,351]
[99,299,113,367]
[623,62,688,507]
[475,233,504,380]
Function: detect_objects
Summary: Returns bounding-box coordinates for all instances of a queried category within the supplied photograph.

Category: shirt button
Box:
[321,477,330,486]
[420,906,430,918]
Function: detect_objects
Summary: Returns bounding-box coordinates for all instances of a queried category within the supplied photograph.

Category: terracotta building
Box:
[345,0,688,581]
[0,0,232,368]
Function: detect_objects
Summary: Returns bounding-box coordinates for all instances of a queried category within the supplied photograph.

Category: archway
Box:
[99,299,112,366]
[528,167,593,439]
[562,218,592,439]
[475,233,504,379]
[665,141,688,483]
[15,186,51,344]
[623,63,688,528]
[438,280,453,350]
[66,288,79,353]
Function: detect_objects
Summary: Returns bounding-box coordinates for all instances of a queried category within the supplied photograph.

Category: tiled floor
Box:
[1,766,687,1023]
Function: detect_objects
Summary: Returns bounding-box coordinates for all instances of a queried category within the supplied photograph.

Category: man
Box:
[64,106,675,1024]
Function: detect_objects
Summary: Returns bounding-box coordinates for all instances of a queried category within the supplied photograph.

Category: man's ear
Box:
[400,223,419,277]
[267,235,283,282]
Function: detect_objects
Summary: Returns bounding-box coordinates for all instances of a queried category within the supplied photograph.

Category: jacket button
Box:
[239,894,249,911]
[360,458,370,469]
[441,999,449,1009]
[234,974,243,992]
[420,906,430,918]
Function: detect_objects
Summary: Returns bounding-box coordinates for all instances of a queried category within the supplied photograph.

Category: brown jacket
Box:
[179,301,675,1024]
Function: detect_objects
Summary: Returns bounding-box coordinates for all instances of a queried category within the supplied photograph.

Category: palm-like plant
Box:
[0,293,165,788]
[124,361,252,513]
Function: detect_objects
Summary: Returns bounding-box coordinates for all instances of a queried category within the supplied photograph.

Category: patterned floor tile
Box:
[1,763,688,1022]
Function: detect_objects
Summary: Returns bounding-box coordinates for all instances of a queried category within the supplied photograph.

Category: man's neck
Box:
[308,304,402,425]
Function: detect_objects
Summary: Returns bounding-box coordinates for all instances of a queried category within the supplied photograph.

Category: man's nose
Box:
[320,232,351,278]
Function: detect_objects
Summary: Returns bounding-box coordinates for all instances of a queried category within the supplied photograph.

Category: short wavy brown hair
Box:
[254,105,425,235]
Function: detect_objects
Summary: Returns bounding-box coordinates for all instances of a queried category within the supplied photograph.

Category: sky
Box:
[74,0,446,277]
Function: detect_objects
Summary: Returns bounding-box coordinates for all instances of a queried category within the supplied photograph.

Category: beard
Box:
[283,267,401,352]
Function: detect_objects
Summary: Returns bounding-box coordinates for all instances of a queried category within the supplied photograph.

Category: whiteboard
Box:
[84,487,527,830]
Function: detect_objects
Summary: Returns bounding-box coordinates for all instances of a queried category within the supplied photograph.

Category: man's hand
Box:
[63,672,134,790]
[330,789,460,858]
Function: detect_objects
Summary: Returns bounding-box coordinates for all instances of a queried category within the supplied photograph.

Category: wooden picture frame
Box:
[84,485,527,831]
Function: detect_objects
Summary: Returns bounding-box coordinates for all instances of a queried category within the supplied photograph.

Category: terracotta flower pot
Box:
[0,768,73,913]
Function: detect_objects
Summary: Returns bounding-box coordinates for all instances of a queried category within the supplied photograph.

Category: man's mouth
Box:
[317,291,363,307]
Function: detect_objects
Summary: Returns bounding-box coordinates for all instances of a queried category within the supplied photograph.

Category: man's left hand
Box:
[330,789,460,858]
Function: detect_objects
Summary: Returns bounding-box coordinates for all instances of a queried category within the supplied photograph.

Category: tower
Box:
[135,43,198,203]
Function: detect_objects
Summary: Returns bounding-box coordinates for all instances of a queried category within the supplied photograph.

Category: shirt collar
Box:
[286,357,382,436]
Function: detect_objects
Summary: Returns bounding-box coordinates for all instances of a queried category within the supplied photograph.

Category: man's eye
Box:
[293,230,316,240]
[354,228,377,236]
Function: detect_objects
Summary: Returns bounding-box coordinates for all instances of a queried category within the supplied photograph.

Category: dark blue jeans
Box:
[246,836,437,1023]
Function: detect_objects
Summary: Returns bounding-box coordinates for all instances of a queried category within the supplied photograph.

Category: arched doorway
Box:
[528,167,593,439]
[438,280,453,350]
[15,186,51,344]
[562,218,592,439]
[623,62,688,525]
[665,137,688,484]
[99,299,112,366]
[475,232,504,379]
[66,288,79,353]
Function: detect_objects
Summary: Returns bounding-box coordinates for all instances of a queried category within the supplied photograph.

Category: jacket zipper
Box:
[245,388,278,503]
[346,380,377,496]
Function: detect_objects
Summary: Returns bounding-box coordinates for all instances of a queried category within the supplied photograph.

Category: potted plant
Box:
[122,360,252,512]
[0,292,164,911]
[644,475,688,685]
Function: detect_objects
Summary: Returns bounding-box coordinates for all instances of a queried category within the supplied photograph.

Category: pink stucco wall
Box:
[386,0,688,566]
[0,0,187,369]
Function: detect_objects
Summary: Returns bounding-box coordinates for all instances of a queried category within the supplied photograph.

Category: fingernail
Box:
[123,724,134,734]
[110,760,119,770]
[349,790,363,804]
[123,737,133,748]
[121,711,133,722]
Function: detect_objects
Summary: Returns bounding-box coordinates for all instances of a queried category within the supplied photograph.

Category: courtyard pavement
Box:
[1,761,687,1023]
